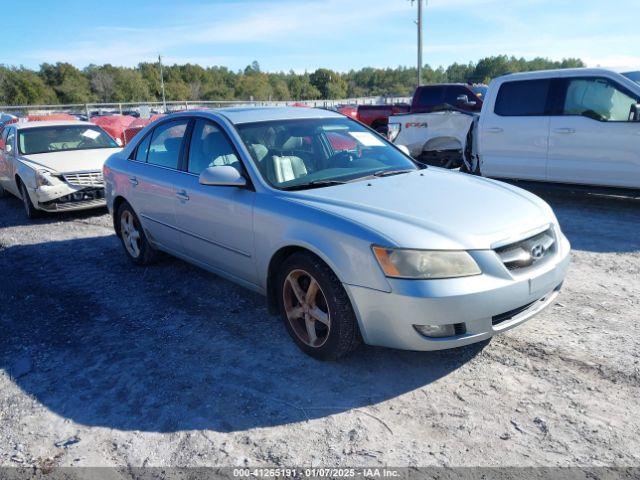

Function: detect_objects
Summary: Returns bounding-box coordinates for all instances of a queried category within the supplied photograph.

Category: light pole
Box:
[158,55,167,113]
[411,0,425,87]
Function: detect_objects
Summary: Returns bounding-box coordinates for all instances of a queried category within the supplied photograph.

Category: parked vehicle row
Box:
[389,68,640,191]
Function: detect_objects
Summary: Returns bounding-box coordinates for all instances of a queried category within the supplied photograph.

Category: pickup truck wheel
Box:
[19,181,40,219]
[0,183,7,198]
[117,202,158,265]
[277,252,362,360]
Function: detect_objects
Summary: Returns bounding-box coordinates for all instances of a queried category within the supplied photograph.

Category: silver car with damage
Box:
[104,107,570,360]
[0,121,121,218]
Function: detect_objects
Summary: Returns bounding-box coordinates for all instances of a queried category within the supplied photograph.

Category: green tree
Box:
[40,62,93,103]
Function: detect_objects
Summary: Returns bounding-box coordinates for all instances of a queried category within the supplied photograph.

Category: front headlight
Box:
[372,246,481,279]
[35,170,55,187]
[387,122,401,142]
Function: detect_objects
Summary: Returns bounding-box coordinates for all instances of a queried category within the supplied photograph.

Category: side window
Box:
[146,120,189,169]
[494,80,550,116]
[132,133,152,162]
[563,78,638,122]
[187,119,241,174]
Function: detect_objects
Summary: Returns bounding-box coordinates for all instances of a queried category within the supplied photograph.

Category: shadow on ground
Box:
[0,232,486,433]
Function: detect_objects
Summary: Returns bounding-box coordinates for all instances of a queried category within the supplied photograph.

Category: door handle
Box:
[553,128,575,134]
[129,177,138,186]
[485,127,503,133]
[176,190,189,201]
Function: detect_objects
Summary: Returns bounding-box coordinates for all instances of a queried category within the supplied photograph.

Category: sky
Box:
[1,0,639,72]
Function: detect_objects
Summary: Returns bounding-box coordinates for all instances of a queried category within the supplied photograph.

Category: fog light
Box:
[413,323,455,338]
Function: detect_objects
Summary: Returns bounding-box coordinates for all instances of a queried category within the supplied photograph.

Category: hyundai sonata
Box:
[103,107,570,360]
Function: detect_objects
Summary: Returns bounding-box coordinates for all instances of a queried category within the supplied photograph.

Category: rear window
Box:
[414,87,443,109]
[494,80,551,116]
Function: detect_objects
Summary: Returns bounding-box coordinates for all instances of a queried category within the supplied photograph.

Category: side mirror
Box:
[115,138,123,147]
[199,165,247,188]
[5,143,12,154]
[456,94,469,105]
[629,103,640,122]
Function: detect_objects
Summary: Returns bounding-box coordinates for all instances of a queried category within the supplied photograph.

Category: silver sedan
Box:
[104,107,570,360]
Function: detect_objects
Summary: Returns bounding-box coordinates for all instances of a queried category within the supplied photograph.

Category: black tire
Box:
[0,182,7,198]
[276,252,362,360]
[18,180,40,219]
[116,201,158,265]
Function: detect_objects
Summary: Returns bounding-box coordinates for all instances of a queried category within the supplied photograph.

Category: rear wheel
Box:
[19,181,39,219]
[277,252,361,360]
[117,202,158,265]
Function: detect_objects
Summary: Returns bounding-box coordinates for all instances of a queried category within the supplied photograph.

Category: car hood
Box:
[284,169,555,250]
[21,148,122,173]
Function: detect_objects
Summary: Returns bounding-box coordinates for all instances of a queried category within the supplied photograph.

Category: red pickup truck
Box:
[338,83,486,134]
[337,104,410,135]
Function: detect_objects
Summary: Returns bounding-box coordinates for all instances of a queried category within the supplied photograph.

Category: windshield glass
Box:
[18,125,118,155]
[235,117,417,190]
[622,71,640,85]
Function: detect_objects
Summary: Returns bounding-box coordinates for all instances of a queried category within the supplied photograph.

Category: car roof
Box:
[15,120,94,130]
[212,106,343,125]
[497,67,627,81]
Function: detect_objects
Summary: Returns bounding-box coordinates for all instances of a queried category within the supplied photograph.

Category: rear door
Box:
[547,76,640,188]
[479,79,552,181]
[126,119,189,253]
[172,118,257,285]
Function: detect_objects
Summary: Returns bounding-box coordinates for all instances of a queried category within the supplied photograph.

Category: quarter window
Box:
[562,78,638,122]
[146,120,188,169]
[187,120,241,174]
[133,133,152,162]
[494,80,550,116]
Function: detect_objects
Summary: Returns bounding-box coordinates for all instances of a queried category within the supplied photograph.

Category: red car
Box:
[337,104,410,135]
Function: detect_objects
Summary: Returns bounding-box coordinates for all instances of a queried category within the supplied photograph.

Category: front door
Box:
[173,118,257,285]
[547,77,640,188]
[479,78,552,181]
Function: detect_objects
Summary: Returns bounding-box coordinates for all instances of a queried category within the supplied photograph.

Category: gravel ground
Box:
[0,187,639,470]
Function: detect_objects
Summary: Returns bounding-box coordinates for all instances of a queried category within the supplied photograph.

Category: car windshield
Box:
[235,117,418,190]
[622,71,640,85]
[18,125,118,155]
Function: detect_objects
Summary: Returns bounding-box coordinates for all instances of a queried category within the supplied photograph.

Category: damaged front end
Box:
[34,170,106,212]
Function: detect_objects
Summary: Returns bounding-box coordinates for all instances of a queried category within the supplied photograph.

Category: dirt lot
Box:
[0,187,639,469]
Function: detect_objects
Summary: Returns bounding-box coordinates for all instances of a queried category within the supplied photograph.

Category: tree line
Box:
[0,55,585,106]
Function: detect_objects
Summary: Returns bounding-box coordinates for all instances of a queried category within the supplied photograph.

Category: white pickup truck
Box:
[389,68,640,191]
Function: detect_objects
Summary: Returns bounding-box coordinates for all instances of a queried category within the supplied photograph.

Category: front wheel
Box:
[19,181,39,219]
[277,252,362,360]
[116,202,158,265]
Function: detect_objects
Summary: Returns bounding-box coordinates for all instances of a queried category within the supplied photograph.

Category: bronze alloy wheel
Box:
[283,269,331,348]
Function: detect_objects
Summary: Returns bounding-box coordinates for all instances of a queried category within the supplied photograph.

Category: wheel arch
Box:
[265,244,337,315]
[422,135,463,153]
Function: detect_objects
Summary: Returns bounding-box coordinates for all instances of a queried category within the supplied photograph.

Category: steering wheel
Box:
[327,151,356,168]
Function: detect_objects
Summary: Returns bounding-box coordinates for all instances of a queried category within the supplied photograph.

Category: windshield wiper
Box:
[372,169,415,177]
[280,179,349,191]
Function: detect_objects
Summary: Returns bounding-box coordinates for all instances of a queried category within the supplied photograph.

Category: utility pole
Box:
[158,55,167,113]
[411,0,425,87]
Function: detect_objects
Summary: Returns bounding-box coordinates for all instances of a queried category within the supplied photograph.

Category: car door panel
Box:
[126,120,188,252]
[547,77,640,188]
[479,79,552,181]
[173,119,257,284]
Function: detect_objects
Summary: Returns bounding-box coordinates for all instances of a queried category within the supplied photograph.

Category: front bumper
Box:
[344,235,571,351]
[31,183,106,212]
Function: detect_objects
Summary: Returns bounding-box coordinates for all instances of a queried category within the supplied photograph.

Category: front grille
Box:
[62,171,104,187]
[495,228,556,271]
